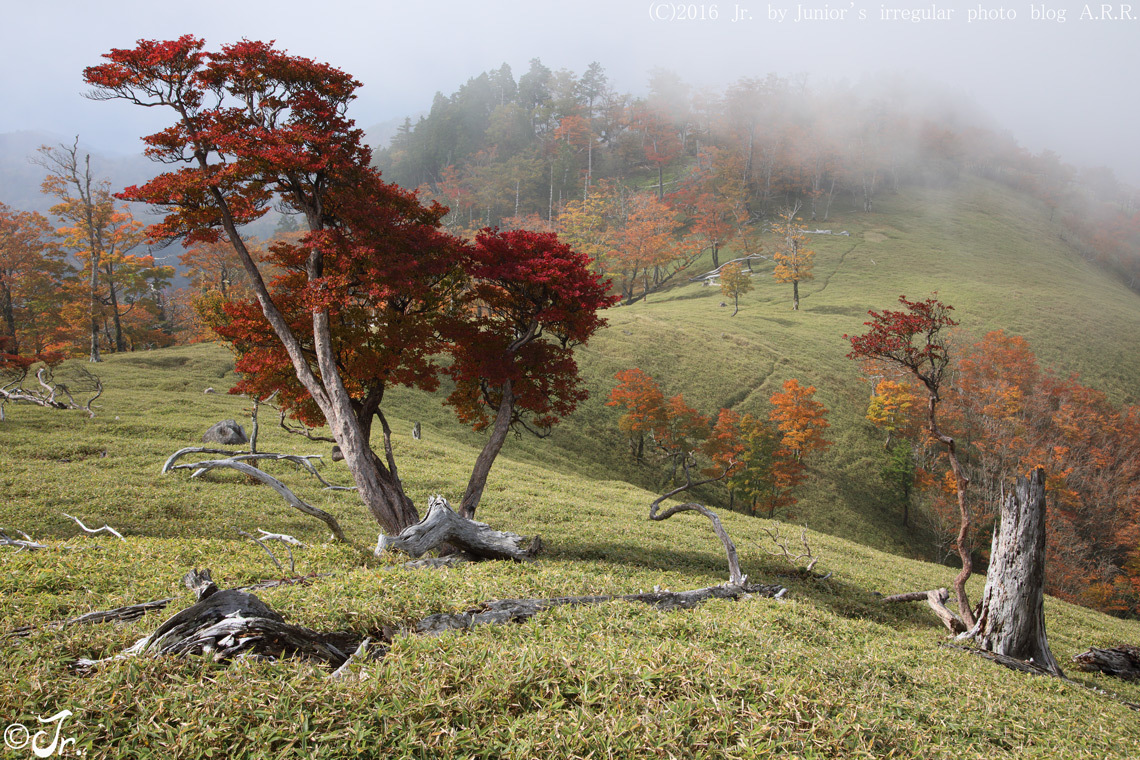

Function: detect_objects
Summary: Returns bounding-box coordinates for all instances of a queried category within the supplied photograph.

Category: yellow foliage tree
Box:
[772,204,815,310]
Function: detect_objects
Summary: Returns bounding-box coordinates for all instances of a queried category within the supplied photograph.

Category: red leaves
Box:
[445,228,617,432]
[846,295,958,394]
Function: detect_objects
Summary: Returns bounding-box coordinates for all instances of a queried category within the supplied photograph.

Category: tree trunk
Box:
[0,284,17,354]
[213,192,419,535]
[107,271,125,353]
[460,380,514,520]
[792,279,799,310]
[972,468,1062,676]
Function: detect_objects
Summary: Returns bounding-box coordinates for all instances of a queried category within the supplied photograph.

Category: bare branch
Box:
[759,522,819,573]
[171,459,347,542]
[0,528,47,551]
[648,461,745,586]
[61,512,125,540]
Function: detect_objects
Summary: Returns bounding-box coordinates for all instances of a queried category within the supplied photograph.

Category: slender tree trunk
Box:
[213,190,420,535]
[927,394,975,628]
[107,272,125,353]
[0,284,17,354]
[972,468,1062,675]
[792,279,800,310]
[460,380,515,520]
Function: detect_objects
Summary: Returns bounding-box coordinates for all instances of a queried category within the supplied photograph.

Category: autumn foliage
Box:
[608,370,829,517]
[85,37,615,531]
[854,307,1140,616]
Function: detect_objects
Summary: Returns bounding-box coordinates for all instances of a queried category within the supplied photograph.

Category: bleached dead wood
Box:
[880,587,968,634]
[75,569,368,672]
[170,459,346,542]
[415,582,786,634]
[237,528,305,574]
[0,528,47,551]
[375,495,539,562]
[162,447,249,473]
[760,522,820,574]
[329,637,372,681]
[61,512,125,540]
[648,464,745,586]
[0,366,102,417]
[967,468,1062,676]
[691,254,771,283]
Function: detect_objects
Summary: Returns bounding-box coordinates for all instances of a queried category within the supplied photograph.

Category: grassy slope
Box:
[3,176,1140,758]
[378,175,1140,558]
[1,339,1139,758]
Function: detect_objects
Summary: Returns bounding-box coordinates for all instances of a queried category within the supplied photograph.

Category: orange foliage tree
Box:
[608,370,829,517]
[771,204,815,310]
[0,203,71,362]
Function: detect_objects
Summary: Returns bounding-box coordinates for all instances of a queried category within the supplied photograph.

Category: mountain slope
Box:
[0,342,1138,758]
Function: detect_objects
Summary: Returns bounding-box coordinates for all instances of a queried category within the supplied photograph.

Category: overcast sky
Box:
[2,0,1138,182]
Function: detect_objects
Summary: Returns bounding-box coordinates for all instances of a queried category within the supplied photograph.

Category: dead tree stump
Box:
[972,468,1062,676]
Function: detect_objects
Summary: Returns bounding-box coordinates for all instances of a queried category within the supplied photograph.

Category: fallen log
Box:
[1073,645,1140,681]
[74,569,371,672]
[416,582,786,634]
[375,495,540,562]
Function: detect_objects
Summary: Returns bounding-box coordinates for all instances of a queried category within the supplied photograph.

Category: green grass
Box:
[2,338,1140,759]
[376,175,1140,558]
[3,176,1140,758]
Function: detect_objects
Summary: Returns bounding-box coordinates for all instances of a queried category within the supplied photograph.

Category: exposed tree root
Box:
[376,495,541,562]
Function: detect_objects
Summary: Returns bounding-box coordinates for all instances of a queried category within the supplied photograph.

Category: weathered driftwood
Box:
[0,366,102,418]
[880,588,967,634]
[4,599,173,639]
[170,459,346,542]
[968,468,1062,676]
[75,569,369,672]
[416,582,786,634]
[61,512,125,540]
[0,528,47,551]
[1073,645,1140,681]
[649,468,745,586]
[375,495,540,562]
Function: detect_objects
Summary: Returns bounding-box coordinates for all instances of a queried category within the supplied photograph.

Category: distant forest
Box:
[377,60,1140,293]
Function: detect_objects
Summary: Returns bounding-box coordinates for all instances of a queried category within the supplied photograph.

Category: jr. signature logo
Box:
[4,710,82,757]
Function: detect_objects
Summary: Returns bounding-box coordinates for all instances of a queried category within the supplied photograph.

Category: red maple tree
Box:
[85,38,613,534]
[846,295,977,625]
